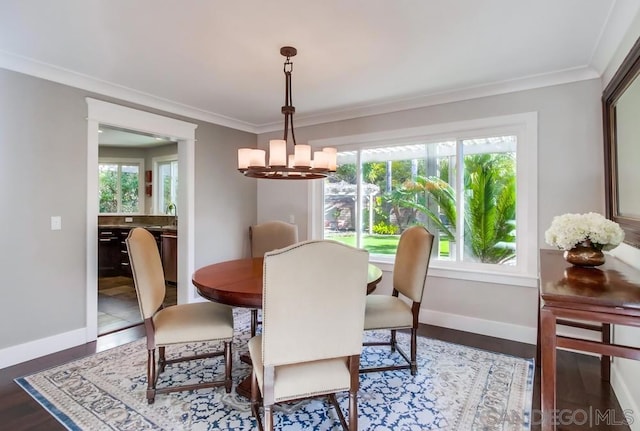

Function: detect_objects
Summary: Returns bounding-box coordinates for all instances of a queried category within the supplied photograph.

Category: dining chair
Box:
[126,227,234,404]
[249,220,299,336]
[250,220,299,258]
[249,240,369,431]
[361,225,434,375]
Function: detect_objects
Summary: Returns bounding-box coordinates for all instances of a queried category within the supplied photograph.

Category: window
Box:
[98,158,144,214]
[314,113,537,285]
[154,156,178,215]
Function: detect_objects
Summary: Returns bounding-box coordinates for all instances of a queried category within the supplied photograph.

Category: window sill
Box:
[369,257,538,288]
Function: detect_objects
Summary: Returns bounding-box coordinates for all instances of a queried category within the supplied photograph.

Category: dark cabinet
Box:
[118,229,132,276]
[98,226,169,278]
[98,228,120,277]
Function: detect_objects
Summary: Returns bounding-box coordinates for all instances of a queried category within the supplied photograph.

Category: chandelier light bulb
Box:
[268,140,287,167]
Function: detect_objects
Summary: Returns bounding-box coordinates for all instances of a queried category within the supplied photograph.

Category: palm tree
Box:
[463,154,516,263]
[381,187,417,232]
[400,153,516,264]
[402,176,456,241]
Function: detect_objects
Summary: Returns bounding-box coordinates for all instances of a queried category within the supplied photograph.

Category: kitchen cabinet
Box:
[118,229,132,276]
[162,232,178,284]
[98,226,166,278]
[98,228,120,277]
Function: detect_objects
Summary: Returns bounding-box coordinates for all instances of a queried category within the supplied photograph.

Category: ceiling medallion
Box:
[237,46,336,180]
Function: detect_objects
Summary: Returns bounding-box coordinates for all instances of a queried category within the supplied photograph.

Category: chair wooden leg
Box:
[158,346,166,373]
[251,309,258,337]
[410,328,418,375]
[251,370,263,431]
[146,349,156,404]
[328,393,348,429]
[264,405,274,431]
[348,354,360,430]
[390,329,397,352]
[225,341,233,393]
[349,389,358,430]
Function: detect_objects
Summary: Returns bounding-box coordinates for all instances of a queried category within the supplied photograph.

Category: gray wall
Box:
[0,68,257,349]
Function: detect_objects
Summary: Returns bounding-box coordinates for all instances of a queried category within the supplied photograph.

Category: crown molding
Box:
[1,49,600,136]
[0,50,257,133]
[590,0,640,76]
[255,66,600,134]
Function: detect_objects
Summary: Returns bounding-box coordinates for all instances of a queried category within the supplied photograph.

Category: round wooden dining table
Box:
[192,257,383,399]
[192,257,383,308]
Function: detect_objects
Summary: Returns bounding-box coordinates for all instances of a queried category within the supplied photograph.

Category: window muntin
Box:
[98,159,143,214]
[323,136,518,268]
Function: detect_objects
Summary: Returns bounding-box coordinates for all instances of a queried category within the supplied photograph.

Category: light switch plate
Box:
[51,216,62,230]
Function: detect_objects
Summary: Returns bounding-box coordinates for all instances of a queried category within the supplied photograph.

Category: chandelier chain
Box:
[282,55,296,145]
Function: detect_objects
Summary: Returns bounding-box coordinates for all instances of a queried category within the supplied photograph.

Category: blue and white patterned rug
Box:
[16,309,534,430]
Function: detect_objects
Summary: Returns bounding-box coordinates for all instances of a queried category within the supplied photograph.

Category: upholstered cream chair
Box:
[249,220,299,336]
[249,240,369,431]
[250,220,299,258]
[361,225,434,375]
[126,227,234,404]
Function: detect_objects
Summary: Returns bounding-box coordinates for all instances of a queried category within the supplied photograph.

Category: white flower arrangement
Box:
[545,212,625,251]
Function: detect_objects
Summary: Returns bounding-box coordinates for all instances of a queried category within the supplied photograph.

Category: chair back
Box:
[126,227,166,319]
[261,240,369,366]
[393,226,434,303]
[250,220,298,257]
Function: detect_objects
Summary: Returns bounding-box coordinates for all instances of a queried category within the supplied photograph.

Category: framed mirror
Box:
[603,36,640,248]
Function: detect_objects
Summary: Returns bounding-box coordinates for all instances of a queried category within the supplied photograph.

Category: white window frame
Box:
[98,157,145,214]
[309,113,538,287]
[152,154,178,214]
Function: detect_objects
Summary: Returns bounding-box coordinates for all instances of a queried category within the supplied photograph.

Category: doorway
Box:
[86,98,197,342]
[97,125,179,335]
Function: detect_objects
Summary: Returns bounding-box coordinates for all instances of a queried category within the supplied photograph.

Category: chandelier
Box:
[237,46,337,179]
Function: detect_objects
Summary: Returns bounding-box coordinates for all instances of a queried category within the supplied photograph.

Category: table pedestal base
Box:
[237,353,255,399]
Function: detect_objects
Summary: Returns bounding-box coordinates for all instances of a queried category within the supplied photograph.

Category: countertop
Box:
[98,224,177,232]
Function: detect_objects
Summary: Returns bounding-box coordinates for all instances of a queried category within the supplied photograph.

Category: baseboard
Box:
[0,328,87,370]
[611,361,640,431]
[420,309,537,345]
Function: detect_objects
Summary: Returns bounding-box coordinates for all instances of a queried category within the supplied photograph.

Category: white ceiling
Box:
[1,0,638,133]
[98,126,176,148]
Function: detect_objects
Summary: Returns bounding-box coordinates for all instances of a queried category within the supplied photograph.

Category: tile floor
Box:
[98,276,177,335]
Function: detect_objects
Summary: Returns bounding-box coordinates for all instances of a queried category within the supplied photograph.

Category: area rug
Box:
[16,309,533,430]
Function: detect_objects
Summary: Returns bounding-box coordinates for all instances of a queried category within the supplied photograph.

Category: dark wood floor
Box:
[0,323,630,431]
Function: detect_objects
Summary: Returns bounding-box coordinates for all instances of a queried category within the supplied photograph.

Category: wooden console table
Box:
[538,249,640,430]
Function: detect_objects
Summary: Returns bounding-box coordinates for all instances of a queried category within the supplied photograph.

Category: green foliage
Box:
[372,222,399,235]
[98,163,139,213]
[331,163,357,183]
[326,233,400,255]
[120,169,139,212]
[397,153,516,264]
[99,168,118,213]
[439,158,450,182]
[402,176,456,241]
[462,153,516,263]
[381,187,417,231]
[327,149,516,264]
